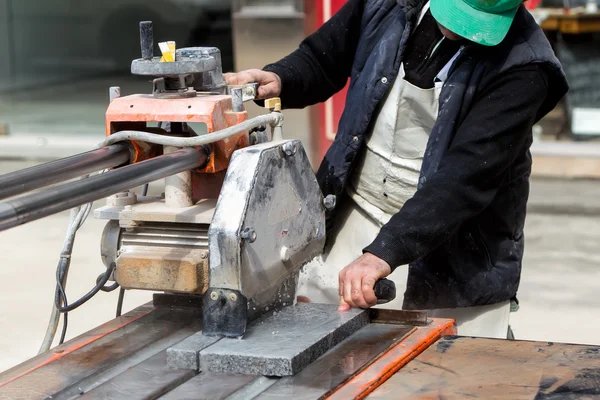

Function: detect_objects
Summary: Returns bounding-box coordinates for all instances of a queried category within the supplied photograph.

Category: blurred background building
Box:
[0,0,600,373]
[1,0,600,161]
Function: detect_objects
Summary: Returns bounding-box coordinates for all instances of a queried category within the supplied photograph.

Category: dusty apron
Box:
[297,3,510,339]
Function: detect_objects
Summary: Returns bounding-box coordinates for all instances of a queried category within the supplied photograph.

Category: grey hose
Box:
[38,171,103,354]
[100,113,282,148]
[38,201,92,353]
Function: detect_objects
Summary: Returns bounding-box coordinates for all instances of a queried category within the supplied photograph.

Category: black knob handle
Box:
[373,278,396,305]
[140,21,154,60]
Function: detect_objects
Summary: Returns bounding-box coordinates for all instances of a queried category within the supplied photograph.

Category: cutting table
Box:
[0,296,454,400]
[1,295,599,400]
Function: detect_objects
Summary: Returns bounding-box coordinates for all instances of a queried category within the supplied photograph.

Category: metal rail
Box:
[0,147,208,232]
[0,144,131,200]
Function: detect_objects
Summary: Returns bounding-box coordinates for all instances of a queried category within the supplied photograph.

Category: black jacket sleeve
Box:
[262,0,365,109]
[363,65,549,269]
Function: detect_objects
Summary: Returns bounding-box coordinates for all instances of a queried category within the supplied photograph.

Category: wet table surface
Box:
[368,335,600,399]
[0,303,415,400]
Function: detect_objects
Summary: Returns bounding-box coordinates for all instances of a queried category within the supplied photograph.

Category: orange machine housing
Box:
[105,93,250,201]
[106,94,249,172]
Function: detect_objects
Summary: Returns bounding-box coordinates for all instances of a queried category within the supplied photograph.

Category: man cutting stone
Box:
[226,0,568,338]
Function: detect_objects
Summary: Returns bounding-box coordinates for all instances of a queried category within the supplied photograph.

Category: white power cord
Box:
[100,113,282,148]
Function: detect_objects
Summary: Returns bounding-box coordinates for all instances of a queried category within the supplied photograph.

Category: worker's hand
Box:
[338,253,392,312]
[224,69,282,100]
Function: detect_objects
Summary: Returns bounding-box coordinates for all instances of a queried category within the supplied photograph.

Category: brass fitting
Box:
[264,97,282,112]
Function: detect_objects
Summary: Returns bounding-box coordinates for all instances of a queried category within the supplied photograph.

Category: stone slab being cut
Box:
[167,331,222,370]
[199,303,369,377]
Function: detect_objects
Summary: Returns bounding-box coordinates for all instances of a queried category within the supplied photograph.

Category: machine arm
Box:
[0,147,208,232]
[0,144,130,201]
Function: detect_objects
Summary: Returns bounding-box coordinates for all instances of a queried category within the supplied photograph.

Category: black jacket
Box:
[264,0,568,310]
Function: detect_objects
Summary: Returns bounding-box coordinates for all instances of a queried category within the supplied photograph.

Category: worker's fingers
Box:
[224,69,281,100]
[338,297,351,312]
[224,70,255,85]
[257,81,280,100]
[338,270,351,311]
[296,296,311,303]
[337,253,394,310]
[340,261,370,308]
[343,275,353,308]
[362,276,378,307]
[351,279,370,309]
[223,70,267,86]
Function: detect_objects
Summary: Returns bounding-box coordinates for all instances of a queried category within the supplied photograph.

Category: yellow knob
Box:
[264,97,282,112]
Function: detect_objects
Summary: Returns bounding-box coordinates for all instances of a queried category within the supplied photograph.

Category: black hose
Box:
[55,263,116,313]
[57,277,69,345]
[59,307,68,345]
[116,288,125,318]
[100,282,120,292]
[96,273,120,292]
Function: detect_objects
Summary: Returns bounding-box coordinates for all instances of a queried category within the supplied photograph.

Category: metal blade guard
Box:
[203,140,326,337]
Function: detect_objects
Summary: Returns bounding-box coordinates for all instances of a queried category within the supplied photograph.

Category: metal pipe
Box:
[0,144,131,201]
[0,147,208,232]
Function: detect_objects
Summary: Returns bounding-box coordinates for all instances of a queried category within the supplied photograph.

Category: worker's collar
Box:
[399,0,429,25]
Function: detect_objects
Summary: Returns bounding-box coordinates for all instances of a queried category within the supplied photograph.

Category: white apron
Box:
[297,3,510,339]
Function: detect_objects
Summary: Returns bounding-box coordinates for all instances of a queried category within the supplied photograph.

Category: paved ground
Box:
[511,212,600,344]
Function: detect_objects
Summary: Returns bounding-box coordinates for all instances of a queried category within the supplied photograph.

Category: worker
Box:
[226,0,568,339]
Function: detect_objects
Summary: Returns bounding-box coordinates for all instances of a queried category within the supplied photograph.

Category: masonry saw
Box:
[0,21,395,340]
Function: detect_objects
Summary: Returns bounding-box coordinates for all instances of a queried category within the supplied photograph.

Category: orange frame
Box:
[105,94,250,173]
[326,318,457,400]
[0,305,154,388]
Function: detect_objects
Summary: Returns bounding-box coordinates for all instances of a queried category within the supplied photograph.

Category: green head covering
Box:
[430,0,523,46]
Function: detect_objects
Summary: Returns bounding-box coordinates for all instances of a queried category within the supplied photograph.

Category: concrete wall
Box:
[232,1,316,165]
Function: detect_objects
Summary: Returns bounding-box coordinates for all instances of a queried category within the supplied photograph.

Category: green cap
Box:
[429,0,523,47]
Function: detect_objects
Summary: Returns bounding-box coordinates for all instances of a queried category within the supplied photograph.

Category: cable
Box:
[39,171,103,353]
[58,291,68,345]
[55,263,116,313]
[59,314,68,345]
[100,282,120,292]
[99,112,282,148]
[38,202,91,354]
[116,288,125,318]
